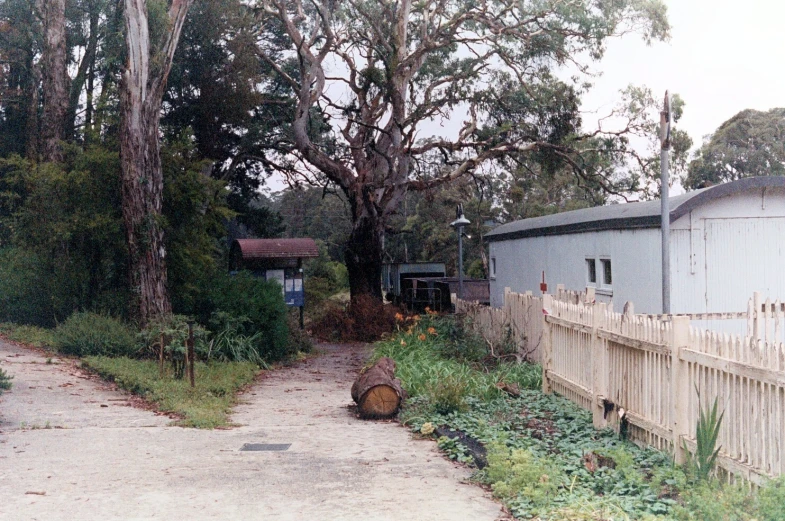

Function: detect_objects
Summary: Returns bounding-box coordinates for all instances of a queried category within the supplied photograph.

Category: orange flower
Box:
[400,339,407,346]
[427,327,437,335]
[412,314,421,322]
[395,312,404,322]
[418,333,427,341]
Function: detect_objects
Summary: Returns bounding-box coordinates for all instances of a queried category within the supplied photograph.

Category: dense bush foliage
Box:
[303,241,349,310]
[0,142,231,326]
[201,271,290,362]
[54,312,138,357]
[0,248,53,326]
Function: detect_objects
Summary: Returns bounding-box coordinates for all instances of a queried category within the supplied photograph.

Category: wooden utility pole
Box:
[660,91,671,314]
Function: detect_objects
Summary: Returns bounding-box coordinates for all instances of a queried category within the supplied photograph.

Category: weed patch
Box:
[376,315,784,520]
[0,364,11,393]
[82,356,258,428]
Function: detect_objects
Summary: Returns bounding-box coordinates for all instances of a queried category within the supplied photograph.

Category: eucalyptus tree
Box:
[37,0,69,162]
[256,0,671,300]
[118,0,194,323]
[685,108,785,190]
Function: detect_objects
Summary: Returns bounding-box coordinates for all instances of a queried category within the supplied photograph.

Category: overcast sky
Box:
[583,0,785,146]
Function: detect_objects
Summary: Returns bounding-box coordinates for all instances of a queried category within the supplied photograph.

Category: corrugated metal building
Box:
[487,177,785,330]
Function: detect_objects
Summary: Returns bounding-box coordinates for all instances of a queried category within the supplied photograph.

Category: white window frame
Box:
[490,257,497,279]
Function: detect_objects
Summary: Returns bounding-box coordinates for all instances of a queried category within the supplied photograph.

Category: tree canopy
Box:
[684,108,785,190]
[256,0,673,300]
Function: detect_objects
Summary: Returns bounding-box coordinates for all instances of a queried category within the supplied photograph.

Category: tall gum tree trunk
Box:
[119,96,170,321]
[120,0,193,324]
[37,0,69,162]
[345,213,384,301]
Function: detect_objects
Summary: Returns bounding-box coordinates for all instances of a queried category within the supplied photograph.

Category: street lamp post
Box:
[450,204,471,301]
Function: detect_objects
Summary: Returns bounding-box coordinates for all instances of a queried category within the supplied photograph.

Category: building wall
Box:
[671,186,785,332]
[489,227,663,312]
[490,186,785,318]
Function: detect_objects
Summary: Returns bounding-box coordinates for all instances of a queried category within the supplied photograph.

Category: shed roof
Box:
[233,238,319,259]
[487,177,785,242]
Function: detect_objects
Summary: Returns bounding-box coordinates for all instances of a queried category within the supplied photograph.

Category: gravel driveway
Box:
[0,338,505,521]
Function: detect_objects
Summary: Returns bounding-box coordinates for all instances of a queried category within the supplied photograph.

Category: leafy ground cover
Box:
[82,357,258,428]
[0,323,57,349]
[376,314,785,521]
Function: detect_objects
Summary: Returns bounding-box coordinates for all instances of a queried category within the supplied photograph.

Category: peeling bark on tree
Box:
[37,0,69,162]
[119,0,193,324]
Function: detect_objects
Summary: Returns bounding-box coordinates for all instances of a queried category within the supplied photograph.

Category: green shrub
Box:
[286,313,313,354]
[483,442,563,507]
[0,365,12,393]
[54,312,138,357]
[203,271,290,362]
[757,475,785,521]
[137,314,210,376]
[425,374,468,414]
[672,481,754,521]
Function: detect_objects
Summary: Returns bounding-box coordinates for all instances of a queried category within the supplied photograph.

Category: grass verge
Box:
[0,322,57,349]
[82,356,259,428]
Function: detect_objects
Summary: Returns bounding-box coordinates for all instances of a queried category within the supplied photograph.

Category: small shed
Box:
[486,177,785,330]
[404,277,490,312]
[230,238,319,310]
[382,262,446,302]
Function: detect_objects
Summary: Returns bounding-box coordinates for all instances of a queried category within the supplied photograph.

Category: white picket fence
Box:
[458,289,785,484]
[457,289,544,363]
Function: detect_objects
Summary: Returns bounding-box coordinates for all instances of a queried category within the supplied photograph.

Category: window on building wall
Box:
[490,257,497,279]
[601,258,612,286]
[586,258,596,284]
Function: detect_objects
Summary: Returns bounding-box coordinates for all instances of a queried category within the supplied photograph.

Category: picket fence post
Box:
[670,315,691,464]
[591,302,608,428]
[541,293,553,394]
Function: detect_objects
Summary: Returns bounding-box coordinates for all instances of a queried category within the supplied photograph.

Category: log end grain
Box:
[358,385,401,418]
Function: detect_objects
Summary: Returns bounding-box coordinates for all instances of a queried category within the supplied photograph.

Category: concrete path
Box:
[0,339,505,521]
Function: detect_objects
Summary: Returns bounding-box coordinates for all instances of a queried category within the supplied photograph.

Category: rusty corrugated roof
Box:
[234,238,319,259]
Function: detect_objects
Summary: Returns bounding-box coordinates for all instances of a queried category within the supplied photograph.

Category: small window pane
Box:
[491,258,497,277]
[586,259,596,284]
[601,259,612,285]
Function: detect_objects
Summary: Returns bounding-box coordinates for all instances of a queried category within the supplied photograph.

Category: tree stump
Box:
[351,357,407,419]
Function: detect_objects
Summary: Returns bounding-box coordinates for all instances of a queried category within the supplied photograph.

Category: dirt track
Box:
[0,339,505,521]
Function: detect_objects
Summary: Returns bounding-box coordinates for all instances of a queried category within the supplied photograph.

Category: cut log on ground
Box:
[351,357,407,419]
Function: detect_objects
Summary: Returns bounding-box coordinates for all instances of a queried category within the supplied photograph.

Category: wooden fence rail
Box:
[459,289,785,484]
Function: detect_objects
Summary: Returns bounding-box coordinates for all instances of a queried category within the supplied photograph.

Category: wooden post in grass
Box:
[670,315,691,464]
[187,322,195,387]
[159,333,165,378]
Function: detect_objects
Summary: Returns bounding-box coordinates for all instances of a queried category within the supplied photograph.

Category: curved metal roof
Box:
[233,238,319,259]
[487,177,785,242]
